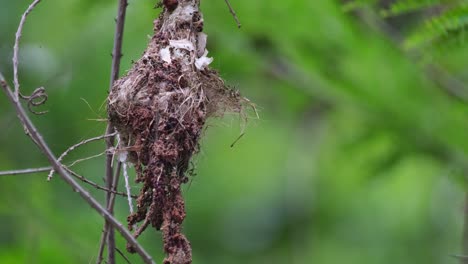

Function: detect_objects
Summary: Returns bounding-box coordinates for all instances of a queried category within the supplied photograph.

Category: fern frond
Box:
[404,5,468,49]
[380,0,445,17]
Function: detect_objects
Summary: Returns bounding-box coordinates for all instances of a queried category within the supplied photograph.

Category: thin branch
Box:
[116,247,132,264]
[0,158,136,198]
[48,133,117,181]
[110,162,123,207]
[100,161,123,262]
[97,160,123,263]
[67,151,106,168]
[0,166,135,198]
[96,217,109,264]
[64,167,137,199]
[224,0,241,28]
[99,0,129,263]
[0,75,155,264]
[0,166,50,176]
[13,0,41,101]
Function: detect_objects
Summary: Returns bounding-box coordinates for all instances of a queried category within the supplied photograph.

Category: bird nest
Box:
[107,1,249,263]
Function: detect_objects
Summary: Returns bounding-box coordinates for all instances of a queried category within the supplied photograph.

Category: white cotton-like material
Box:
[118,150,128,162]
[180,5,196,17]
[169,39,195,51]
[123,162,134,214]
[159,46,172,64]
[195,49,213,70]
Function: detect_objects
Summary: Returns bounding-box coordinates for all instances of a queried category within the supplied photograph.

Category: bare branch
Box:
[0,166,50,176]
[0,75,155,264]
[0,165,135,198]
[48,133,117,181]
[0,152,136,198]
[13,0,41,101]
[224,0,241,28]
[99,0,129,263]
[110,162,123,207]
[97,161,123,264]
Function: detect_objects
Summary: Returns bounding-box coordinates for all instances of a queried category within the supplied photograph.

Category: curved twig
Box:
[12,0,49,114]
[20,87,48,115]
[13,0,41,101]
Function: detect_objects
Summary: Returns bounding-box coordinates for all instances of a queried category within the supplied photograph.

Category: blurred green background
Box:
[1,0,468,263]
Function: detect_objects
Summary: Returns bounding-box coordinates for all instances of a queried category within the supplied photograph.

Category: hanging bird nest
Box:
[107,1,250,263]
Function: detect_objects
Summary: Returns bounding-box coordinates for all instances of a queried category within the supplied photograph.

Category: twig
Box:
[13,0,41,101]
[0,75,155,264]
[0,159,136,198]
[0,166,135,198]
[230,132,244,148]
[97,160,123,264]
[96,233,107,264]
[0,167,50,176]
[13,0,48,115]
[48,133,117,181]
[110,162,123,207]
[98,0,129,263]
[23,86,48,115]
[97,161,123,264]
[64,167,136,199]
[224,0,241,28]
[116,247,132,264]
[67,151,106,168]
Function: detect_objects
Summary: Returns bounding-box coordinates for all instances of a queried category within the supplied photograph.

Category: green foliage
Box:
[0,0,467,264]
[348,0,468,49]
[405,4,468,49]
[380,0,446,16]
